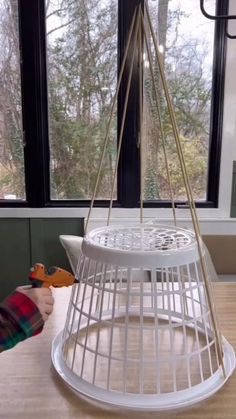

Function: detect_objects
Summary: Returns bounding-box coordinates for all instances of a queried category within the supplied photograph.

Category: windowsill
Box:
[217,275,236,281]
[0,206,235,234]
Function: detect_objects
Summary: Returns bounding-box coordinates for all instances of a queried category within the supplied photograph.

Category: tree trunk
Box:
[157,0,169,61]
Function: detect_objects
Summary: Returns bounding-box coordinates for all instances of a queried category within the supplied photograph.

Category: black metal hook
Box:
[200,0,236,39]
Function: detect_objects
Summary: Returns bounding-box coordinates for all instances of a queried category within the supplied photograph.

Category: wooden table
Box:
[0,283,236,419]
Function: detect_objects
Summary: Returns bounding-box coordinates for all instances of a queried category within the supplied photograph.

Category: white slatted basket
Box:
[52,223,235,411]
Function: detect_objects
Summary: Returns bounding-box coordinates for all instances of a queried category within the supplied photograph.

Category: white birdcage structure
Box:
[52,2,235,411]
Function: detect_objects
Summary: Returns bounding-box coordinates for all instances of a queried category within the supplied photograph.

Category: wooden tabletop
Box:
[0,282,236,419]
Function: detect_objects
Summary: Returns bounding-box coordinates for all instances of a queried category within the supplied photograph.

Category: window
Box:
[0,0,227,208]
[47,0,118,200]
[144,0,217,202]
[0,0,25,201]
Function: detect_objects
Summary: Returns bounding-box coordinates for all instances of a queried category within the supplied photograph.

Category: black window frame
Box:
[0,0,228,208]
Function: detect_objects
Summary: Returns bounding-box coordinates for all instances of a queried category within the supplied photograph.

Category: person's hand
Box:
[17,286,54,322]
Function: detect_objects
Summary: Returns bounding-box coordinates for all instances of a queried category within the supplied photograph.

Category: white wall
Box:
[1,0,236,235]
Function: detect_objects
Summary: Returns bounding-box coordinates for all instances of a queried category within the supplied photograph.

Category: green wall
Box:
[0,218,84,300]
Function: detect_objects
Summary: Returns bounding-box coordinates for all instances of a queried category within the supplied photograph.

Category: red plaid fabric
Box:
[0,291,44,352]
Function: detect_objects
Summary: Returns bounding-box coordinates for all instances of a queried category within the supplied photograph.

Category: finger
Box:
[44,299,54,308]
[44,295,55,305]
[40,309,49,321]
[40,288,53,296]
[44,304,54,315]
[17,285,32,291]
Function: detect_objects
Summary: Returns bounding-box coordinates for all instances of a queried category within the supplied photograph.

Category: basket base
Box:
[51,330,235,411]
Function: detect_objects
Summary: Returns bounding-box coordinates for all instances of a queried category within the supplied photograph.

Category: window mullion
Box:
[117,0,144,208]
[18,0,50,207]
[206,0,228,206]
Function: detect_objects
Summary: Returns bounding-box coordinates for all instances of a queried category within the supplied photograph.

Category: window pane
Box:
[46,0,117,200]
[0,0,25,200]
[144,0,216,201]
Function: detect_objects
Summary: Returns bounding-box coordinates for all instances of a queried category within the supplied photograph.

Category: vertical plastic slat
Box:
[80,260,99,378]
[107,265,118,390]
[177,265,191,388]
[171,267,176,312]
[70,258,91,370]
[123,268,131,393]
[92,264,107,385]
[186,264,204,383]
[194,262,214,375]
[62,254,83,342]
[107,266,114,311]
[139,267,144,394]
[161,268,165,310]
[151,268,160,393]
[166,267,177,392]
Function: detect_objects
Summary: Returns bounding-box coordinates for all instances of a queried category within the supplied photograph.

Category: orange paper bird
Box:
[29,263,78,288]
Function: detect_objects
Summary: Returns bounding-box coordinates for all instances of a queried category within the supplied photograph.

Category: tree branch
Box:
[47,18,77,36]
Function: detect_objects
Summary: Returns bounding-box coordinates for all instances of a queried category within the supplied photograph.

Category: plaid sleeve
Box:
[0,291,44,352]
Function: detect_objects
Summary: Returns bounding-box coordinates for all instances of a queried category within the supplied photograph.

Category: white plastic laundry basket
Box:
[52,223,235,411]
